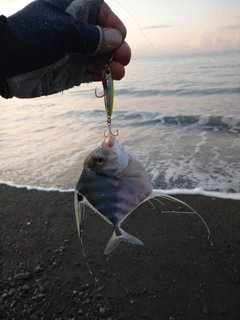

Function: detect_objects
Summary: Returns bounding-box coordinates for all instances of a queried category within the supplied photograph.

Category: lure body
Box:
[95,61,114,127]
[102,64,114,119]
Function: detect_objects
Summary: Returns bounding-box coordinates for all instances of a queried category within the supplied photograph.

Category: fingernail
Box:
[104,29,122,46]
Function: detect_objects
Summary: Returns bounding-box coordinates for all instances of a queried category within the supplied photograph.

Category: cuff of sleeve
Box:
[5,55,93,98]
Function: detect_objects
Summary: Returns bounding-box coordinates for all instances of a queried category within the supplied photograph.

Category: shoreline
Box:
[1,184,240,319]
[1,181,240,200]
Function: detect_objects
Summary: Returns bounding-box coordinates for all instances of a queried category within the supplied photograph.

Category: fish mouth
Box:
[103,133,115,148]
[102,133,123,159]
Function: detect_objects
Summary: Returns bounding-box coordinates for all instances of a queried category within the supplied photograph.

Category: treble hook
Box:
[104,126,119,137]
[104,116,119,137]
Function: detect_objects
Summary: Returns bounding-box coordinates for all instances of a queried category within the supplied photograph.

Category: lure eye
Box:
[95,156,105,166]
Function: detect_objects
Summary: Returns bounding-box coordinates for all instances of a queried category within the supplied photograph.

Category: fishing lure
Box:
[95,56,118,135]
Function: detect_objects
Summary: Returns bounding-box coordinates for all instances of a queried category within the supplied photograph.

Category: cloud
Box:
[221,23,240,29]
[142,24,173,30]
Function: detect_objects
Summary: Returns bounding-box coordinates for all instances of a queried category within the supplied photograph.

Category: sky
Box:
[1,0,240,58]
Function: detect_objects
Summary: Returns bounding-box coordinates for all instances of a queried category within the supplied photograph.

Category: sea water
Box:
[0,51,240,199]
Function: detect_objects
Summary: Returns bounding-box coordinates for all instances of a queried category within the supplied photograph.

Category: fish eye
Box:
[95,156,105,166]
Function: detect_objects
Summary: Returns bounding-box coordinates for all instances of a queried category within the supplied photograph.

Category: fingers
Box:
[92,60,124,81]
[99,28,123,53]
[92,2,131,81]
[98,2,127,39]
[92,41,131,81]
[97,2,127,55]
[114,41,131,66]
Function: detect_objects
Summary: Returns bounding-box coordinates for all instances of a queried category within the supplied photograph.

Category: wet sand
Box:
[0,184,240,320]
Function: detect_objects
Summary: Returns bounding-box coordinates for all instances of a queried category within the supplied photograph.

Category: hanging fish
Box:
[75,132,152,255]
[74,133,212,257]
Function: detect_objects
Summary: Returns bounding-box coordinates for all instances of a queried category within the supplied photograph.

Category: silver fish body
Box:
[75,133,153,254]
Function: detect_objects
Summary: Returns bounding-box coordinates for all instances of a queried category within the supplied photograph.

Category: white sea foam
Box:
[1,181,240,201]
[152,188,240,200]
[0,52,239,196]
[0,180,72,193]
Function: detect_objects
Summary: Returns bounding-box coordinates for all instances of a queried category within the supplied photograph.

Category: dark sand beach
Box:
[0,184,239,320]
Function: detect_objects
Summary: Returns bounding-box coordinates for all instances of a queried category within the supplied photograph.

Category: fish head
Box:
[83,133,130,177]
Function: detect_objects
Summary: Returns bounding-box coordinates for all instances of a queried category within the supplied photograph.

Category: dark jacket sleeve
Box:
[0,0,102,98]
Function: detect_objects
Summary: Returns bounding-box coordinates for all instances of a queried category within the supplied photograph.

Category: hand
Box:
[92,2,131,81]
[0,0,131,99]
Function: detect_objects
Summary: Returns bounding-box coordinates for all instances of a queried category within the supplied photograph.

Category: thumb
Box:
[98,28,123,54]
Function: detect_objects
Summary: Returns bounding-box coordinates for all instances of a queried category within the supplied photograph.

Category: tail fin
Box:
[104,229,144,254]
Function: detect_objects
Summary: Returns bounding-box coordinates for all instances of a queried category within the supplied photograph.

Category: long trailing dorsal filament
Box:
[148,192,213,246]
